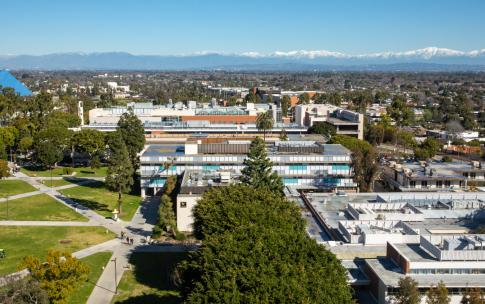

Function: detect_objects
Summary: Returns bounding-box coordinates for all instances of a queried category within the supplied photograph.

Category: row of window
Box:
[409,268,485,274]
[143,155,351,163]
[142,164,351,173]
[409,180,456,188]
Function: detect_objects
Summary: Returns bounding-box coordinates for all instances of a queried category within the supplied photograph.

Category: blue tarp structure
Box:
[0,70,32,96]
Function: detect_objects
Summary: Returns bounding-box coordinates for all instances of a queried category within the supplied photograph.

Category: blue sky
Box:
[2,0,484,55]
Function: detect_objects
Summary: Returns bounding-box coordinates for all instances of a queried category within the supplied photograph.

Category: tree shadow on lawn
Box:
[128,252,188,290]
[71,198,111,213]
[67,179,139,196]
[114,293,182,304]
[56,194,111,214]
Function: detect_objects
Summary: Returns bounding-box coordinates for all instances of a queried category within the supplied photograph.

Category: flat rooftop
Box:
[179,170,236,195]
[366,258,485,287]
[394,243,437,262]
[405,219,472,235]
[141,142,351,158]
[396,161,484,180]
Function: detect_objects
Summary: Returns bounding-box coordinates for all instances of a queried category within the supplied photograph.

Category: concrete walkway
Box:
[2,172,181,304]
[73,239,120,259]
[0,177,101,202]
[86,197,160,304]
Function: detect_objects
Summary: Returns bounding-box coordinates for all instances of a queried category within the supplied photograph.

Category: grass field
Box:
[21,166,108,178]
[40,178,74,188]
[0,193,87,221]
[0,226,115,276]
[68,252,113,304]
[60,181,141,221]
[0,180,37,198]
[112,252,187,304]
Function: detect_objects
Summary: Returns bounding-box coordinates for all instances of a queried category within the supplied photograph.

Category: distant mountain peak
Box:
[1,47,484,71]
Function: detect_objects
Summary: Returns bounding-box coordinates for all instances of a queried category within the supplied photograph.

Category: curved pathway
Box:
[1,172,196,304]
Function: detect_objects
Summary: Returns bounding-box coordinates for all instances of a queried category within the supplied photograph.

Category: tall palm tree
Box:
[256,112,274,141]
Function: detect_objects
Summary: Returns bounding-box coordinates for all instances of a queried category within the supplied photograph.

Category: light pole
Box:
[111,257,117,294]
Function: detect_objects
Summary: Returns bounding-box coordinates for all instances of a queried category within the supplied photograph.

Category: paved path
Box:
[73,239,121,259]
[0,177,101,202]
[3,172,187,304]
[86,196,160,304]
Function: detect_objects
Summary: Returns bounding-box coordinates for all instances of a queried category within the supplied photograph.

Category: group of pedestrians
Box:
[120,231,134,246]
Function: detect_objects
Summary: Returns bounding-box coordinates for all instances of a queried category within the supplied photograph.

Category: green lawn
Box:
[0,180,37,198]
[0,193,87,221]
[0,226,115,275]
[60,181,141,221]
[112,252,187,304]
[40,178,74,188]
[21,166,108,178]
[68,252,113,304]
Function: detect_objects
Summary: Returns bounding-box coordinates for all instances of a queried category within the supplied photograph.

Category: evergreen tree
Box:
[117,108,145,170]
[281,95,290,117]
[394,277,422,304]
[241,137,283,194]
[105,132,134,215]
[159,194,177,235]
[426,281,450,304]
[182,185,353,303]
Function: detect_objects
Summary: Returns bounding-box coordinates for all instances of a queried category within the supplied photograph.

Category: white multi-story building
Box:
[140,140,357,198]
[294,104,364,140]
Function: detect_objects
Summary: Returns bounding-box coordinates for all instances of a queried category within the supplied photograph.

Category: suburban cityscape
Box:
[1,1,485,304]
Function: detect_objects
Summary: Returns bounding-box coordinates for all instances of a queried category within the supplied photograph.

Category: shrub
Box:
[152,226,162,238]
[175,231,187,241]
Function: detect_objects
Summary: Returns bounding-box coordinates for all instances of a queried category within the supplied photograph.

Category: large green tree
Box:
[36,141,63,186]
[105,132,134,215]
[240,137,283,194]
[388,96,415,127]
[298,92,311,104]
[182,185,353,303]
[414,137,441,160]
[329,135,379,192]
[71,128,105,164]
[117,108,145,170]
[308,122,337,140]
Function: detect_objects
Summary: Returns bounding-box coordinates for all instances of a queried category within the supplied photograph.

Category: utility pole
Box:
[6,196,9,220]
[112,257,117,294]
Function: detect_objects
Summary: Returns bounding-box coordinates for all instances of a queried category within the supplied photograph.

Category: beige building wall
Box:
[176,194,201,232]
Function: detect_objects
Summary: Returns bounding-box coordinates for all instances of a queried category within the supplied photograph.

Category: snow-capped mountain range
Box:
[1,47,485,71]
